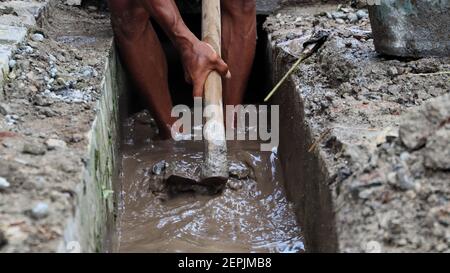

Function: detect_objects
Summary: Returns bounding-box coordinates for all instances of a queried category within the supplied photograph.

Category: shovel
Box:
[163,0,228,195]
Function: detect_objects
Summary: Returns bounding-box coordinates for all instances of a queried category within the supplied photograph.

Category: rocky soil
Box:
[265,4,449,252]
[0,1,112,252]
[267,4,450,252]
[1,0,448,253]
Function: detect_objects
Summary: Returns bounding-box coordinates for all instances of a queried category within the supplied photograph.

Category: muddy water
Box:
[116,111,304,253]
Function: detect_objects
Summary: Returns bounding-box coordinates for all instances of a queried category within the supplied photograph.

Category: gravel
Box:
[0,177,10,190]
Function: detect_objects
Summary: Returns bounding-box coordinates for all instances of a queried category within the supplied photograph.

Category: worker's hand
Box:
[180,38,231,97]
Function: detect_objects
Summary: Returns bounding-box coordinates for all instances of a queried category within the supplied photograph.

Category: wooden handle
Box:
[201,0,228,180]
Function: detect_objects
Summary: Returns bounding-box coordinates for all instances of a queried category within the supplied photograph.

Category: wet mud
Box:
[115,111,304,253]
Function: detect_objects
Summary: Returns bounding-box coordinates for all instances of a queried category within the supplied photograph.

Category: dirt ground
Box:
[0,1,112,252]
[265,4,449,252]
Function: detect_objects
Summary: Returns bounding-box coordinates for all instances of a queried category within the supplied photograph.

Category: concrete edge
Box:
[58,43,126,252]
[269,38,339,252]
[0,1,123,253]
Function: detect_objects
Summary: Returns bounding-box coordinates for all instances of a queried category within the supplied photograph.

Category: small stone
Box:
[50,67,58,78]
[45,138,67,150]
[397,238,407,246]
[362,207,373,217]
[31,33,44,42]
[48,54,57,62]
[412,59,440,74]
[405,190,416,199]
[8,59,16,69]
[23,142,46,155]
[134,110,154,125]
[0,103,10,115]
[396,168,415,191]
[347,13,358,23]
[229,161,250,179]
[385,129,399,143]
[331,11,346,19]
[436,243,447,252]
[56,77,66,86]
[5,114,19,125]
[356,10,368,20]
[38,107,58,117]
[69,133,84,143]
[59,159,77,173]
[23,46,33,54]
[8,72,16,80]
[335,18,345,24]
[388,218,403,234]
[152,160,167,175]
[387,66,399,77]
[339,7,352,12]
[30,202,49,219]
[358,188,375,200]
[399,94,450,150]
[66,0,82,6]
[32,94,53,107]
[0,177,10,190]
[80,66,97,78]
[227,178,243,191]
[423,127,450,171]
[399,152,410,162]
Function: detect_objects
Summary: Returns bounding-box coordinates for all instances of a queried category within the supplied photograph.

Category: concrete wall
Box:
[269,36,338,253]
[59,45,126,252]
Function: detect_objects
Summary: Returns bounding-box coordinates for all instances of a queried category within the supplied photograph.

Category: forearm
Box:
[139,0,197,51]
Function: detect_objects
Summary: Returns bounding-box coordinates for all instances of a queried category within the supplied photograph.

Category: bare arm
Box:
[139,0,230,97]
[139,0,194,51]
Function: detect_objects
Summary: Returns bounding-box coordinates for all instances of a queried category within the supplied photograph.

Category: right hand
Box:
[180,38,231,97]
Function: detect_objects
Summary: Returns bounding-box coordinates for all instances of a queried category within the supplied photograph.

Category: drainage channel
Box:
[109,13,307,253]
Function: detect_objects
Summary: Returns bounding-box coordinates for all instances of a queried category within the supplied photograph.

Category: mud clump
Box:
[143,158,255,197]
[399,94,450,152]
